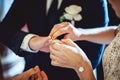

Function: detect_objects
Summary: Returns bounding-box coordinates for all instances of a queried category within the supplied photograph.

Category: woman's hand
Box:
[49,22,81,41]
[50,39,90,69]
[49,39,95,80]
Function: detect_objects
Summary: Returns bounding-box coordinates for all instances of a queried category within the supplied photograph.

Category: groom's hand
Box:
[29,36,51,53]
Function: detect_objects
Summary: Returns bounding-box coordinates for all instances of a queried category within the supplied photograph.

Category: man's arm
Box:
[0,0,51,56]
[0,0,28,55]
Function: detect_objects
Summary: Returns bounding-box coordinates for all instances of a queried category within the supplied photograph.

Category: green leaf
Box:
[59,16,65,23]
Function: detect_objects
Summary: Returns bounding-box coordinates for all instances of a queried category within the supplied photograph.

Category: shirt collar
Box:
[46,0,62,14]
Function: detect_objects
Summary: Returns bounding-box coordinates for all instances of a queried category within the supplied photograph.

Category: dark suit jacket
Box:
[0,0,109,80]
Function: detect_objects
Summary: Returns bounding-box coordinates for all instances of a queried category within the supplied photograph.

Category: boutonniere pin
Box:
[60,5,82,22]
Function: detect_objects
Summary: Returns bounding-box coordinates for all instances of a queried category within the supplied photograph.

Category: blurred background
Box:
[0,0,25,78]
[0,0,14,21]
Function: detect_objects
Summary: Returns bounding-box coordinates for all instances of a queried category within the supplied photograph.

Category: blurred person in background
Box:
[0,0,25,78]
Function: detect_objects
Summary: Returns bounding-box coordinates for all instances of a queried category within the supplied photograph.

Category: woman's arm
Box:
[50,22,117,44]
[78,26,117,44]
[50,39,95,80]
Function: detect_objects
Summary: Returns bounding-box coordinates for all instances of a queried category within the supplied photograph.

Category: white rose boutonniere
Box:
[60,5,82,22]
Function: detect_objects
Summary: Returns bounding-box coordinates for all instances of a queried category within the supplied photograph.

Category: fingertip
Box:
[34,65,40,71]
[48,36,51,39]
[34,65,39,68]
[41,71,48,79]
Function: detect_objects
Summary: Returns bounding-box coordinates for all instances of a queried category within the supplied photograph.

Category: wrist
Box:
[74,61,95,80]
[29,36,40,51]
[77,28,86,41]
[21,34,39,53]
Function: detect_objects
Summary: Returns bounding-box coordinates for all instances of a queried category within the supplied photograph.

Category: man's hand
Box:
[29,36,51,53]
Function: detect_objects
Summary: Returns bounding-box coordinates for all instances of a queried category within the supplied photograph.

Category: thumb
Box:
[24,67,38,77]
[61,39,77,47]
[34,65,41,72]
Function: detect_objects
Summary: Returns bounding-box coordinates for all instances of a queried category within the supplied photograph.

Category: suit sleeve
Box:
[0,0,29,56]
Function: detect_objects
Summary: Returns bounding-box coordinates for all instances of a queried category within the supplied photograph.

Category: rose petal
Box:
[64,13,73,20]
[73,14,82,21]
[65,5,82,15]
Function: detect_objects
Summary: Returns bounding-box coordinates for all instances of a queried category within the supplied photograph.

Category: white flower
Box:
[65,5,82,15]
[60,5,82,22]
[64,13,73,20]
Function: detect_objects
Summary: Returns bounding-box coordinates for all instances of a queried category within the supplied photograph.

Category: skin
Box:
[0,44,48,80]
[49,0,120,45]
[108,0,120,18]
[49,39,95,80]
[1,0,119,80]
[49,22,117,44]
[49,0,120,80]
[4,66,48,80]
[13,0,119,79]
[29,36,51,53]
[49,22,80,41]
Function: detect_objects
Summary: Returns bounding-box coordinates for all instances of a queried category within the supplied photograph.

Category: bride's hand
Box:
[49,22,80,41]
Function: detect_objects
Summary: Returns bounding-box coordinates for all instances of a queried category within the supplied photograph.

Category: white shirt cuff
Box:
[20,34,39,53]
